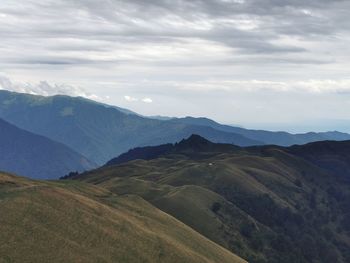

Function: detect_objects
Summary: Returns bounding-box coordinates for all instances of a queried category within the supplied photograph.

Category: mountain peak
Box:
[177,134,212,150]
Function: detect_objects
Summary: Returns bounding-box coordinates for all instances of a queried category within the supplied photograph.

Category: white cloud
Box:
[175,79,350,94]
[294,80,350,94]
[142,97,153,103]
[0,74,100,100]
[124,95,153,103]
[124,95,138,102]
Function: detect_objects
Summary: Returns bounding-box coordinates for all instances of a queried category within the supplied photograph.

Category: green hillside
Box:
[0,172,245,263]
[73,136,350,263]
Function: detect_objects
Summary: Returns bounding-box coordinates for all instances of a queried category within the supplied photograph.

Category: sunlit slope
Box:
[0,173,245,263]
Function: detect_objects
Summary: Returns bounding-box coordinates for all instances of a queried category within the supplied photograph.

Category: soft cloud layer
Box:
[142,97,153,103]
[124,95,153,103]
[0,0,350,131]
[124,95,138,102]
[0,75,99,100]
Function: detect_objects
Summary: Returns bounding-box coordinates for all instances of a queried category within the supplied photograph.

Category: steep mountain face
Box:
[71,136,350,263]
[0,172,245,263]
[0,118,95,179]
[170,117,350,146]
[0,90,261,164]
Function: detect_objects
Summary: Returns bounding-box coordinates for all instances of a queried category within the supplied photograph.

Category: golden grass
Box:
[0,173,246,263]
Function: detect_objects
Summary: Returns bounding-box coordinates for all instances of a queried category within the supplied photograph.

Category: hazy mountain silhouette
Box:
[0,118,95,179]
[0,90,349,166]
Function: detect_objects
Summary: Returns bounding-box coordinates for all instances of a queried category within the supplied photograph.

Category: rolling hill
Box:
[70,135,350,263]
[0,172,245,263]
[0,118,95,179]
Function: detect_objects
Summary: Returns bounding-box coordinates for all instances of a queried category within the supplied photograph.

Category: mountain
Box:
[70,135,350,263]
[105,134,239,166]
[0,90,349,166]
[170,116,350,146]
[146,115,175,121]
[0,172,245,263]
[288,140,350,178]
[0,90,261,164]
[0,118,95,179]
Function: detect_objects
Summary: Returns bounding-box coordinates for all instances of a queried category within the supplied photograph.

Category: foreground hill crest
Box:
[0,172,246,263]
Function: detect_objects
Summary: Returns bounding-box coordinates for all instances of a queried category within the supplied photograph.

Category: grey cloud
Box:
[2,0,340,59]
[1,0,350,131]
[2,0,348,71]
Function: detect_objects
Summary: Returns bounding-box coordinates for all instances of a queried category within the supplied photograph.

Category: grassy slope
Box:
[0,173,246,263]
[76,147,350,263]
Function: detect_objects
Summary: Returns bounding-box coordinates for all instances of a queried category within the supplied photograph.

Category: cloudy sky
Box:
[1,0,350,132]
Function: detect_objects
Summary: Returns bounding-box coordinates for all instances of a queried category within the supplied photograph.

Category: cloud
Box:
[164,79,350,94]
[1,0,350,69]
[124,95,138,102]
[295,80,350,94]
[0,74,100,100]
[124,95,153,103]
[142,97,153,103]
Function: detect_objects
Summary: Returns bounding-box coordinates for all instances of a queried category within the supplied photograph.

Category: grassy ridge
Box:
[0,173,245,263]
[74,138,350,263]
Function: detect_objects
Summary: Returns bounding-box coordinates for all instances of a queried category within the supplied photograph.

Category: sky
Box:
[1,0,350,132]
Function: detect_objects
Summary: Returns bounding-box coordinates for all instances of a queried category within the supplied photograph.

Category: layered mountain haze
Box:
[0,118,94,179]
[0,90,349,168]
[170,117,350,146]
[0,90,261,165]
[70,135,350,263]
[1,92,349,261]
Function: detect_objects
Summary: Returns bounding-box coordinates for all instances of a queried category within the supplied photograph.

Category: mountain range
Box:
[170,116,350,146]
[0,90,349,169]
[2,87,350,262]
[0,90,260,165]
[68,135,350,263]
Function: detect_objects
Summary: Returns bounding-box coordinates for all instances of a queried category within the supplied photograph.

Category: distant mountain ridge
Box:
[106,134,350,168]
[0,90,261,164]
[169,116,350,146]
[0,118,95,179]
[0,90,349,166]
[106,134,237,166]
